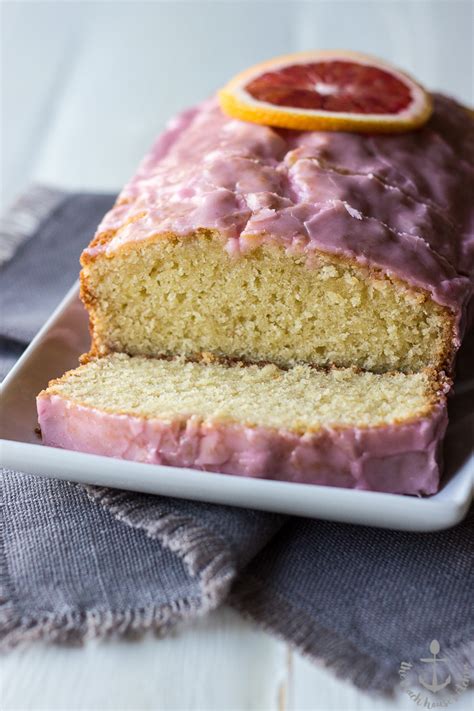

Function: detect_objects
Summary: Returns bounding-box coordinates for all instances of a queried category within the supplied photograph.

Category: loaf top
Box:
[83,95,474,313]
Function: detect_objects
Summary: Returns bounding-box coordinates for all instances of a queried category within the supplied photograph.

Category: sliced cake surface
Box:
[38,91,473,494]
[80,94,474,373]
[37,355,449,495]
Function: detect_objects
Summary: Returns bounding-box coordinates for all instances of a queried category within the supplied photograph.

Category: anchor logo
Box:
[418,639,452,693]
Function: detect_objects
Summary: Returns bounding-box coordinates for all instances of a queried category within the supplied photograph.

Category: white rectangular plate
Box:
[2,283,472,531]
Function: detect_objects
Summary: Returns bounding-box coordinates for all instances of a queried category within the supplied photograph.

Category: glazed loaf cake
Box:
[81,94,474,373]
[37,355,449,495]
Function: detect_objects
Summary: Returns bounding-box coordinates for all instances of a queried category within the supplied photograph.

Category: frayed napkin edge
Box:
[230,573,474,694]
[0,184,67,266]
[229,572,394,693]
[86,486,237,611]
[0,479,237,650]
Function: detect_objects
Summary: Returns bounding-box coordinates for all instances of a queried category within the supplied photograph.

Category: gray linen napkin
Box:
[1,186,473,693]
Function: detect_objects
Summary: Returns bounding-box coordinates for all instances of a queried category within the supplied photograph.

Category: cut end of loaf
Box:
[81,234,454,374]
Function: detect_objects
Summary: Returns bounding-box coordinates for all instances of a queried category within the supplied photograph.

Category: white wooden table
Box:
[2,2,473,709]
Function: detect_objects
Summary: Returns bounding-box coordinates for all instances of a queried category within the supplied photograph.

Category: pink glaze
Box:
[85,94,474,325]
[37,393,448,496]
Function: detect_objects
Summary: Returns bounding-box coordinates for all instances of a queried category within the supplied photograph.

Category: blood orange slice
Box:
[218,51,432,133]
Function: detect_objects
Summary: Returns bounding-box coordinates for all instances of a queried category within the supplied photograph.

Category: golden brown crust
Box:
[83,229,117,255]
[79,270,112,360]
[82,211,149,259]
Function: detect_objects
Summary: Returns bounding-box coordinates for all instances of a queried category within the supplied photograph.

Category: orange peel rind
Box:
[218,50,433,133]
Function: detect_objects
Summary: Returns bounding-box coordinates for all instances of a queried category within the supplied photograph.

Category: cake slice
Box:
[37,355,449,495]
[80,95,473,374]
